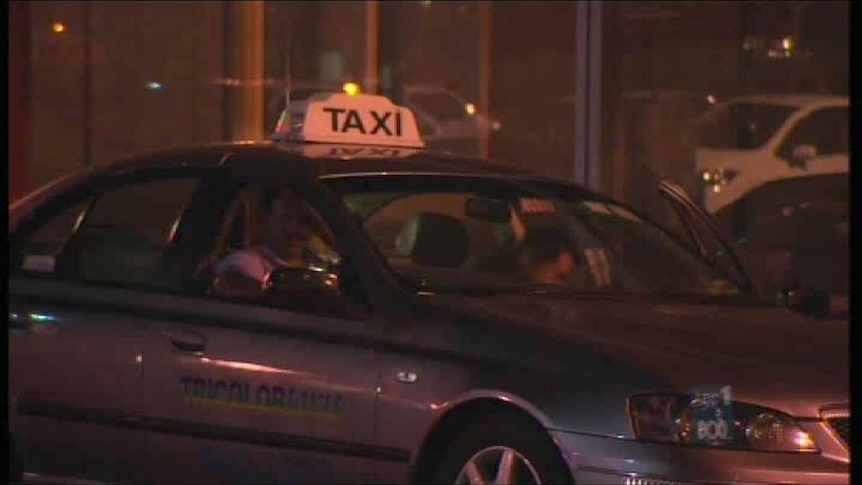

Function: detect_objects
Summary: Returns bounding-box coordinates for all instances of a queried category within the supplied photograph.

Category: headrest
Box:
[395,212,469,268]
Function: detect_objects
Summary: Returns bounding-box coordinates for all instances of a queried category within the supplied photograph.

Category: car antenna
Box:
[274,52,292,135]
[284,51,291,110]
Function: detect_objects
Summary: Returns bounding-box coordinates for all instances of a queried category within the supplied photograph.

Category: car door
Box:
[656,180,753,293]
[711,175,849,317]
[141,174,386,484]
[9,170,206,483]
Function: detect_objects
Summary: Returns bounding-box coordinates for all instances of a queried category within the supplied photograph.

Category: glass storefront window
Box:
[12,0,848,315]
[600,1,849,311]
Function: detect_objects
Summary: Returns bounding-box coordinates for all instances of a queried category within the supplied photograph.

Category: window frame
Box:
[10,159,394,332]
[323,173,753,298]
[194,168,380,321]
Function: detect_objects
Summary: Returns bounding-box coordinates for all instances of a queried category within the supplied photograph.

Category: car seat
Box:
[395,212,469,268]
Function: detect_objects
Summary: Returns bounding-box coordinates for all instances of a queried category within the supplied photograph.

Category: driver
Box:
[211,189,315,298]
[517,227,577,285]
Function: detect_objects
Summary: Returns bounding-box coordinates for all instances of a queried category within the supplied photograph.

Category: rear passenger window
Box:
[81,179,197,247]
[19,201,88,264]
[15,177,200,291]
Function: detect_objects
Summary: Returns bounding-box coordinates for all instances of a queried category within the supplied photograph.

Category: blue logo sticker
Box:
[689,385,733,446]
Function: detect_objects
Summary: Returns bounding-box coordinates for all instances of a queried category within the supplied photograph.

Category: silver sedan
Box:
[9,143,848,484]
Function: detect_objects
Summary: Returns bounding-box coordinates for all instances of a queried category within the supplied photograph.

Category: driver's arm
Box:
[211,270,266,300]
[211,249,268,299]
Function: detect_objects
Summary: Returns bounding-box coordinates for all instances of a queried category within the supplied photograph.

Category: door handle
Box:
[163,330,206,353]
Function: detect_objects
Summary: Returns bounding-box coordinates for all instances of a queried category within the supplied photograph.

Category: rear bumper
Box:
[551,429,849,485]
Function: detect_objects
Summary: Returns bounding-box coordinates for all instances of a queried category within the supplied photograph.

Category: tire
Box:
[430,412,573,485]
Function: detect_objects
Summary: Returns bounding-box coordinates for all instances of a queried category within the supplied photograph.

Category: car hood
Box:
[435,293,848,418]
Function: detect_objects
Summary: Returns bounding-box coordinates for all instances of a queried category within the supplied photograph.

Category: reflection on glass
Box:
[14,1,849,313]
[408,90,475,124]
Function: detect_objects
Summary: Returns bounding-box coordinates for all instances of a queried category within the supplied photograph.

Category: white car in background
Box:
[402,83,501,144]
[694,94,849,213]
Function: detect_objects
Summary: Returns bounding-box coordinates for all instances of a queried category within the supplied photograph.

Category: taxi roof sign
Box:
[273,92,425,149]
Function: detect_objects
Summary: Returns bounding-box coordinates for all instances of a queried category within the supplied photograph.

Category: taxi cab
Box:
[9,92,849,484]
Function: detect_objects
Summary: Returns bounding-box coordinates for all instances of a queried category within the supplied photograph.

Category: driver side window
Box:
[204,184,365,319]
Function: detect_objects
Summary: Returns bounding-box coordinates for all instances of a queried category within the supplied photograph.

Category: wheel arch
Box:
[408,391,563,484]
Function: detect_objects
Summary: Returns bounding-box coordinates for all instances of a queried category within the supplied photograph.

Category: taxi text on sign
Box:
[298,93,425,149]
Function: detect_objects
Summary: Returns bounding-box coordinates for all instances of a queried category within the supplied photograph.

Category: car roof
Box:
[103,141,543,180]
[43,142,608,211]
[722,94,848,108]
[11,141,617,229]
[87,142,614,212]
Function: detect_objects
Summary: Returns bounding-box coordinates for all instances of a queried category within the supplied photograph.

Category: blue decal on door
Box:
[180,376,344,419]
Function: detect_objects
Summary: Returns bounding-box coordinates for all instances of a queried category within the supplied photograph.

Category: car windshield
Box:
[323,174,743,300]
[696,102,796,150]
[407,91,473,122]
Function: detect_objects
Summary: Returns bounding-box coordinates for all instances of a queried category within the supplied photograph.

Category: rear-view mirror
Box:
[465,198,511,223]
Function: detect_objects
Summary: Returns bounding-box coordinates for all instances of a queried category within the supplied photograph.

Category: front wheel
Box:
[431,412,572,485]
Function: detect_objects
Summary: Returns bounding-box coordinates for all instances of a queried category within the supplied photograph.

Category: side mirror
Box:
[779,287,832,319]
[788,144,817,169]
[263,267,346,317]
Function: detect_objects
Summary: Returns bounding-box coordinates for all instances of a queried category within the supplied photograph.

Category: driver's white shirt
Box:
[213,245,291,283]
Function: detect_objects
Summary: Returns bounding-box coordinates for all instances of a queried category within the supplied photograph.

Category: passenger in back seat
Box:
[516,228,578,285]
